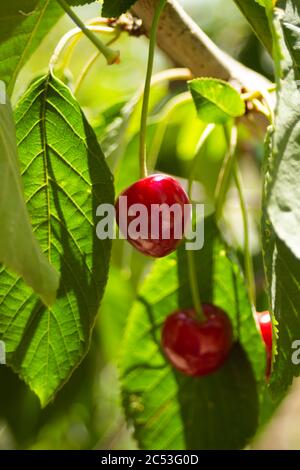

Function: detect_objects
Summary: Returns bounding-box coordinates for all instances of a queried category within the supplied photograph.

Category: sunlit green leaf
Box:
[0,73,114,406]
[188,78,245,124]
[0,1,63,96]
[0,95,59,306]
[255,0,274,9]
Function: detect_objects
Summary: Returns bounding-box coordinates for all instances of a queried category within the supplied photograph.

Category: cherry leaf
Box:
[262,0,300,399]
[0,1,63,96]
[120,217,266,449]
[0,73,114,406]
[188,78,245,124]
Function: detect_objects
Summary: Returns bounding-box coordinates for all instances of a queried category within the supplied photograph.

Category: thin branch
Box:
[132,0,271,93]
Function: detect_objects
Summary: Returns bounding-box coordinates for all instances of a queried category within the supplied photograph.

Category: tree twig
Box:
[131,0,271,93]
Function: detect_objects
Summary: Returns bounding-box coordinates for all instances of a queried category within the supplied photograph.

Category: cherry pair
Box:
[115,175,272,378]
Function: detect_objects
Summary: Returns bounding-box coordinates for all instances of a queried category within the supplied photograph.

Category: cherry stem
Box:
[187,124,215,197]
[139,0,167,179]
[187,250,205,321]
[241,83,276,101]
[218,124,256,306]
[74,31,121,93]
[259,88,275,125]
[110,68,191,173]
[56,0,120,65]
[186,126,215,322]
[49,24,116,74]
[252,98,271,120]
[233,160,256,307]
[215,124,238,221]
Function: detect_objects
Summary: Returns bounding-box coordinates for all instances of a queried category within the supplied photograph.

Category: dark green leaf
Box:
[102,0,137,18]
[233,0,272,53]
[262,0,300,398]
[0,95,59,306]
[66,1,95,4]
[120,217,266,449]
[188,78,245,124]
[0,73,114,406]
[0,1,63,96]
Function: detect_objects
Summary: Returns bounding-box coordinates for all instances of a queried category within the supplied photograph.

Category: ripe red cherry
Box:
[161,304,233,376]
[115,174,190,258]
[256,310,272,377]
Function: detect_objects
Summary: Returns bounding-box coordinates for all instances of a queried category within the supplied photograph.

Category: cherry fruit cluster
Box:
[116,174,272,378]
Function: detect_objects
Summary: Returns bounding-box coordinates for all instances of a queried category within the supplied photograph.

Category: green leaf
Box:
[263,134,300,400]
[0,95,59,307]
[0,73,114,406]
[233,0,272,53]
[0,1,63,96]
[120,217,266,450]
[102,0,137,18]
[266,233,300,399]
[267,1,300,260]
[255,0,274,9]
[98,266,134,362]
[262,1,300,398]
[95,100,127,157]
[188,78,245,124]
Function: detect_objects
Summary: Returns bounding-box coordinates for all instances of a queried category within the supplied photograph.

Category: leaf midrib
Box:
[39,72,52,395]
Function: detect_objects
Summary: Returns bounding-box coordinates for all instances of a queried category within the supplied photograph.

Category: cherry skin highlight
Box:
[161,304,233,377]
[115,174,191,258]
[256,310,272,377]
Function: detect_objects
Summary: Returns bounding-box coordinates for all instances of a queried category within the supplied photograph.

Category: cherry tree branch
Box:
[131,0,271,92]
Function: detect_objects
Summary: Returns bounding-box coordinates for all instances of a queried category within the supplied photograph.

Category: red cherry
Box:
[115,174,190,257]
[161,304,233,376]
[256,310,272,377]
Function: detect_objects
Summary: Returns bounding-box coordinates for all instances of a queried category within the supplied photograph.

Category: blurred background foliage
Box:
[2,0,295,450]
